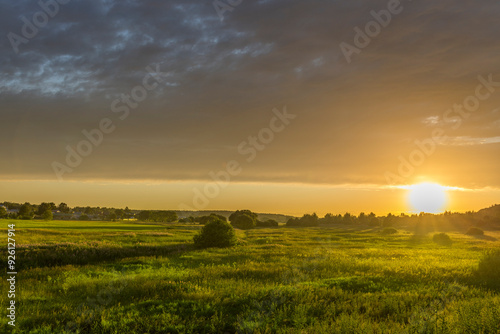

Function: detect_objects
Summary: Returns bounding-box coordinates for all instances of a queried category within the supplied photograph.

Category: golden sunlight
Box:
[408,182,448,213]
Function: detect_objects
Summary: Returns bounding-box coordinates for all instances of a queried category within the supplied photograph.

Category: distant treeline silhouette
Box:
[1,201,499,232]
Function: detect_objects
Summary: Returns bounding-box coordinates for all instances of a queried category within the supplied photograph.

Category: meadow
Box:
[1,219,499,333]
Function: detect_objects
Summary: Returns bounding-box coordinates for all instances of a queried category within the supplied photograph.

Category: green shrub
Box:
[381,227,398,235]
[432,232,452,246]
[476,250,500,290]
[193,219,237,248]
[466,227,484,236]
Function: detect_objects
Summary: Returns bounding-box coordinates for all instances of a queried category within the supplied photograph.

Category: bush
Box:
[193,219,237,248]
[433,232,452,246]
[476,250,500,290]
[381,227,398,235]
[256,219,279,227]
[231,214,256,230]
[466,227,484,236]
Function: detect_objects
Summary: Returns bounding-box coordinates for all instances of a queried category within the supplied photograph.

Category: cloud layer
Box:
[1,0,499,189]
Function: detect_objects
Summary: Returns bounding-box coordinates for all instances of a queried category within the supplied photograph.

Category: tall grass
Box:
[0,220,499,333]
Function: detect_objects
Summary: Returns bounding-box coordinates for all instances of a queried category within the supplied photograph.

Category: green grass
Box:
[1,220,500,333]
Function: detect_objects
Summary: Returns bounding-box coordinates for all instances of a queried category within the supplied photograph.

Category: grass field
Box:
[1,219,499,333]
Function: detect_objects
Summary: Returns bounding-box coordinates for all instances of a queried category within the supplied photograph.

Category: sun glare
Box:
[408,182,448,213]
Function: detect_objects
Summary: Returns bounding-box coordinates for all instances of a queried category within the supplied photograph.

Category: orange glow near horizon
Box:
[0,179,498,217]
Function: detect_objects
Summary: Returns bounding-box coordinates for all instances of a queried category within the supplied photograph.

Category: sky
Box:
[0,0,499,216]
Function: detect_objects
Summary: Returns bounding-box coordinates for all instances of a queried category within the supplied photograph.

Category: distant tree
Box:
[137,210,151,221]
[368,216,381,227]
[198,214,226,225]
[42,209,53,221]
[136,210,177,222]
[179,216,196,223]
[382,213,396,227]
[0,206,7,218]
[231,213,256,230]
[79,214,90,221]
[124,206,133,219]
[152,211,177,222]
[193,219,237,248]
[322,213,335,224]
[58,202,70,213]
[115,209,125,220]
[256,219,279,227]
[18,202,34,220]
[229,210,258,223]
[299,213,319,226]
[321,213,342,224]
[286,213,319,227]
[108,212,118,221]
[37,202,53,215]
[286,217,300,226]
[343,213,355,224]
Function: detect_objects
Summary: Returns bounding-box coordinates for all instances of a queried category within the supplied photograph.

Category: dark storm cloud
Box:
[1,0,499,188]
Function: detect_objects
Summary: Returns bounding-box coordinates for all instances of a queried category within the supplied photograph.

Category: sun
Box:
[408,182,448,213]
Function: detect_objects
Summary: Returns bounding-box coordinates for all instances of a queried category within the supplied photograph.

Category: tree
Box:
[124,206,133,219]
[367,213,380,227]
[137,210,151,221]
[179,216,196,223]
[18,202,33,220]
[42,209,53,221]
[229,210,258,230]
[115,209,125,220]
[286,217,300,226]
[381,213,397,227]
[58,202,70,213]
[136,210,177,222]
[231,213,256,230]
[0,206,7,218]
[108,211,118,221]
[299,213,319,226]
[229,210,258,223]
[197,214,227,225]
[193,219,237,248]
[287,213,319,227]
[321,213,342,224]
[256,219,279,227]
[37,202,53,215]
[343,213,355,224]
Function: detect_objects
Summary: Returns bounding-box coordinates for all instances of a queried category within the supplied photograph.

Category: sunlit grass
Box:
[0,219,499,333]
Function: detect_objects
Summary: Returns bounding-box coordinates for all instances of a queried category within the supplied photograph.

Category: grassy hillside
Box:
[1,219,499,333]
